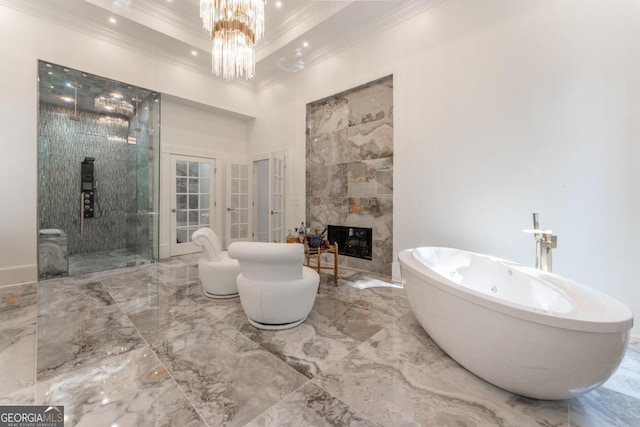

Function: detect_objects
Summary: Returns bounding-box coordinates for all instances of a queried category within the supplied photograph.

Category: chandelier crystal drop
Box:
[199,0,266,81]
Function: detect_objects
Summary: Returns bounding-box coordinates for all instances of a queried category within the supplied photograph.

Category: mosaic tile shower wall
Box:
[306,76,393,275]
[38,103,151,256]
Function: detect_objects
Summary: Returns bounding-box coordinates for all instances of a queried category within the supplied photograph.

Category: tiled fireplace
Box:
[306,76,393,275]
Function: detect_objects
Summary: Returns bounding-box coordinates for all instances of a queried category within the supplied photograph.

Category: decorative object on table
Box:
[228,242,319,330]
[298,221,306,243]
[286,229,296,243]
[307,233,322,248]
[192,227,240,298]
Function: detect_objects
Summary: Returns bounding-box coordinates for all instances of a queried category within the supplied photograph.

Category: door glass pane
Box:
[201,195,210,209]
[189,162,199,177]
[177,195,187,209]
[189,178,199,193]
[176,161,188,177]
[177,211,187,227]
[189,195,198,209]
[200,210,210,226]
[189,211,199,225]
[200,178,210,193]
[177,228,188,243]
[177,178,187,193]
[200,163,210,177]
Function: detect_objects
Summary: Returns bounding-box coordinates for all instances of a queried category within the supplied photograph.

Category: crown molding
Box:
[254,0,447,90]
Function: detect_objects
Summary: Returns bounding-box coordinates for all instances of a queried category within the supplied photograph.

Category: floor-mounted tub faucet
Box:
[523,212,557,272]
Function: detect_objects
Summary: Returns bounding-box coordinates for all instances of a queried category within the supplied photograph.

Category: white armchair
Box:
[191,228,240,299]
[228,242,319,330]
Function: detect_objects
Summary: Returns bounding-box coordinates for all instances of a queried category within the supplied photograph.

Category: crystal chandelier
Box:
[200,0,266,81]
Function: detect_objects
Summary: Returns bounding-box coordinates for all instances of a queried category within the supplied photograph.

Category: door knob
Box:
[227,207,234,212]
[171,208,177,213]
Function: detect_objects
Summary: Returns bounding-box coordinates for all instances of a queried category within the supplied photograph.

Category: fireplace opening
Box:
[327,225,372,260]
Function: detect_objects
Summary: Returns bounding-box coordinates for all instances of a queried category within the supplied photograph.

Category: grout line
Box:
[312,380,383,427]
[242,380,312,426]
[102,265,212,427]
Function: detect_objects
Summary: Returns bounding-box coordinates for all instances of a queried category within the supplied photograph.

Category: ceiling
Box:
[4,0,444,89]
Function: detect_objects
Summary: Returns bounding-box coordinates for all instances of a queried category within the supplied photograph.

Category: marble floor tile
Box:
[245,382,379,427]
[320,275,411,324]
[222,294,377,379]
[0,283,37,404]
[182,281,243,320]
[569,385,640,427]
[37,282,145,382]
[2,257,639,426]
[315,324,574,427]
[117,288,208,347]
[150,309,308,427]
[37,346,205,427]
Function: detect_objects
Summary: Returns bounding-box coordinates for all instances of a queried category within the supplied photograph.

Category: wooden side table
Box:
[304,242,338,292]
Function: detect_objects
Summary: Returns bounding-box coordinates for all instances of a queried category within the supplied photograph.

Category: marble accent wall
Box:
[306,76,393,275]
[39,104,153,255]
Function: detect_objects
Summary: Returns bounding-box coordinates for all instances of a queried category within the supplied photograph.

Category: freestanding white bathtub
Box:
[398,247,634,400]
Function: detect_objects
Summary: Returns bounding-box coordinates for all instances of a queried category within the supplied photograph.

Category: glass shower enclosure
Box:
[37,61,160,277]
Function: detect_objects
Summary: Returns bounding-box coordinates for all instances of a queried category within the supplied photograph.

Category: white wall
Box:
[250,0,640,336]
[0,5,256,285]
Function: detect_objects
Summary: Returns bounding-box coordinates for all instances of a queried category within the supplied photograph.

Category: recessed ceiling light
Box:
[191,50,198,56]
[275,1,282,7]
[60,96,74,103]
[49,85,54,89]
[109,17,117,24]
[109,92,123,99]
[45,63,52,68]
[303,41,309,47]
[47,71,53,75]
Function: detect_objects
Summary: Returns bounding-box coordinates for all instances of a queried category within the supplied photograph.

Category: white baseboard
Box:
[0,264,37,287]
[392,261,401,283]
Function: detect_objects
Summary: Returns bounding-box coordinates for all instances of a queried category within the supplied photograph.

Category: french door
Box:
[270,153,285,243]
[170,155,216,256]
[252,151,287,243]
[226,163,250,245]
